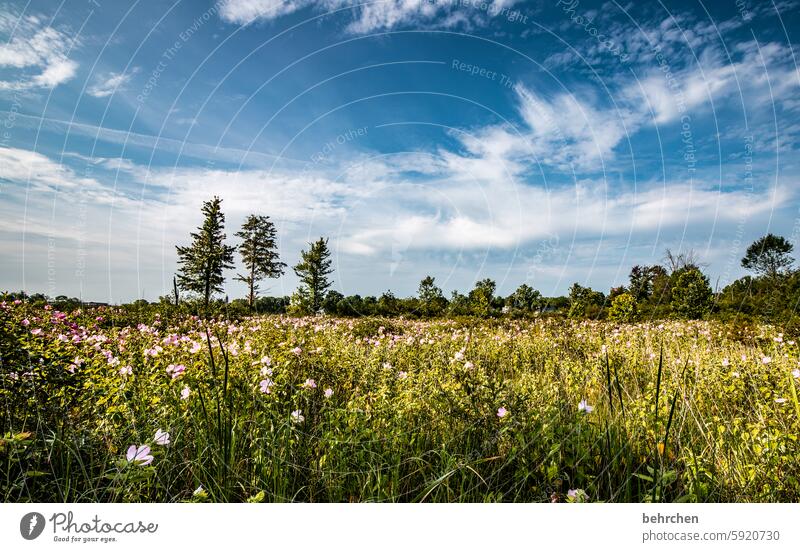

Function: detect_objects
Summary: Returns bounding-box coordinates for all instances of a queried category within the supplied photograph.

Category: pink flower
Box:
[181,386,191,400]
[153,429,170,446]
[302,378,317,389]
[21,318,30,326]
[722,358,729,367]
[126,445,153,466]
[166,364,186,379]
[119,365,133,376]
[291,410,305,423]
[762,356,772,364]
[30,328,42,336]
[291,347,302,356]
[792,369,800,379]
[324,388,334,398]
[497,407,508,418]
[578,400,594,413]
[397,371,408,380]
[259,378,274,394]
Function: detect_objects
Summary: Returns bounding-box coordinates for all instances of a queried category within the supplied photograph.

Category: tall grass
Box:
[1,304,799,502]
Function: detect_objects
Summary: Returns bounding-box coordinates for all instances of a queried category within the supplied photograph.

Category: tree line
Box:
[6,197,799,326]
[166,197,799,324]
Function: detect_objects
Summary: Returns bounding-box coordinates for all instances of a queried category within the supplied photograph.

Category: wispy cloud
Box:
[218,0,524,33]
[87,68,139,98]
[0,10,79,90]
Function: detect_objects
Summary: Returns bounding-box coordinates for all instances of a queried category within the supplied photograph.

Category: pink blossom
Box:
[126,445,153,466]
[30,328,42,336]
[324,388,334,398]
[578,400,594,413]
[497,407,508,418]
[259,378,274,394]
[181,386,192,400]
[21,318,30,326]
[291,347,302,355]
[119,365,133,376]
[166,364,186,379]
[291,410,305,423]
[302,378,317,389]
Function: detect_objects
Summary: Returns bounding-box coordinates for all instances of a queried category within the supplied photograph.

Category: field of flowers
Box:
[2,300,799,502]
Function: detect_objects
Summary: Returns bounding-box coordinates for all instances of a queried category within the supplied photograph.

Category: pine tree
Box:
[741,234,794,279]
[235,214,286,310]
[293,237,333,313]
[175,196,235,311]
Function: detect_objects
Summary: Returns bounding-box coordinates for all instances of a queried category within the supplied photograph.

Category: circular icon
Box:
[20,512,45,540]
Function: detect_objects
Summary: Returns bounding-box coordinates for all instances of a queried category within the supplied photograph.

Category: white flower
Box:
[153,429,170,446]
[464,361,474,370]
[397,371,407,380]
[324,388,334,398]
[722,358,729,367]
[119,365,133,376]
[291,410,305,423]
[792,369,800,379]
[762,356,772,364]
[578,400,594,413]
[181,386,191,400]
[775,398,787,404]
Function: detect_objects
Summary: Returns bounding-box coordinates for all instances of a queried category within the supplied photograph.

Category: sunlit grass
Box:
[2,303,799,502]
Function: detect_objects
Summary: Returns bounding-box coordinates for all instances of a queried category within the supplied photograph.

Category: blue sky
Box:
[1,0,799,302]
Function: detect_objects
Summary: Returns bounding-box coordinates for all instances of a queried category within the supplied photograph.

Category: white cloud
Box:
[218,0,524,33]
[0,11,78,90]
[87,69,139,98]
[624,40,799,124]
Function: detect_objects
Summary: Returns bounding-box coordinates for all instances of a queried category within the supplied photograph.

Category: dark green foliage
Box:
[418,276,447,316]
[235,214,286,310]
[741,233,794,279]
[176,197,235,311]
[292,237,334,314]
[670,268,713,319]
[568,283,605,318]
[506,283,542,314]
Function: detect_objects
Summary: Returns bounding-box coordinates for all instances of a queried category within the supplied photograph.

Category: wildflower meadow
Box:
[2,301,799,503]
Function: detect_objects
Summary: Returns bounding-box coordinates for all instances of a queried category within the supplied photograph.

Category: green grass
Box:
[1,304,799,502]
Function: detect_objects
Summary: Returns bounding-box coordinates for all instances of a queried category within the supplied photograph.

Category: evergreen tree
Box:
[235,214,286,310]
[175,196,235,311]
[293,237,334,313]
